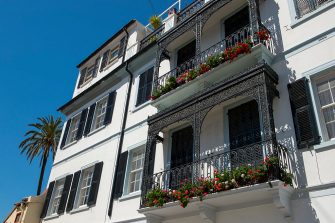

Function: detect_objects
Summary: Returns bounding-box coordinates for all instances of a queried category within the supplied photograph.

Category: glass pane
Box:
[322,106,335,123]
[317,81,329,92]
[326,122,335,139]
[318,90,333,107]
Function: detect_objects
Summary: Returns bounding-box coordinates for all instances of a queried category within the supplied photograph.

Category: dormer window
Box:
[77,57,100,88]
[109,47,119,64]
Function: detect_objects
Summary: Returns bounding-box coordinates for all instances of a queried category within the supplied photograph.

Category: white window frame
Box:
[91,96,108,132]
[46,178,65,216]
[66,113,81,145]
[74,165,95,209]
[311,72,335,142]
[123,144,146,195]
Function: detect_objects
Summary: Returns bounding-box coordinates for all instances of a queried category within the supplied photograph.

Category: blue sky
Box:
[0,0,178,220]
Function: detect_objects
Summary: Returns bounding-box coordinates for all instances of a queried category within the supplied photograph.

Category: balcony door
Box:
[224,6,250,47]
[228,100,261,149]
[170,126,193,188]
[177,40,196,68]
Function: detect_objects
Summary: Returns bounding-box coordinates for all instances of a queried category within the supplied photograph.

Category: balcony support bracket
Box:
[198,203,217,223]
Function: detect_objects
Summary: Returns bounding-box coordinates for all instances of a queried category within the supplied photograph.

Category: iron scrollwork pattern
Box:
[141,61,280,207]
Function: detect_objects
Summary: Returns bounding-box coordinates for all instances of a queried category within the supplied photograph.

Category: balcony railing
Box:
[177,0,206,23]
[140,139,291,208]
[140,25,165,50]
[157,24,253,88]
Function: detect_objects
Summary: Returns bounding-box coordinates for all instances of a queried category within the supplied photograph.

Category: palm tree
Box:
[19,116,62,195]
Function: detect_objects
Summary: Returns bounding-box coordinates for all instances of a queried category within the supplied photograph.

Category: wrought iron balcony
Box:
[140,25,165,50]
[140,139,292,209]
[177,0,206,23]
[157,25,250,87]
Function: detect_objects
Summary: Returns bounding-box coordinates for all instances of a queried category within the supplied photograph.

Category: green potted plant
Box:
[149,15,162,29]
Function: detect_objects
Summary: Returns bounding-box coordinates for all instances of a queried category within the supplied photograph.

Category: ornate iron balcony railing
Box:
[140,139,291,208]
[177,0,206,23]
[140,25,165,50]
[157,24,254,88]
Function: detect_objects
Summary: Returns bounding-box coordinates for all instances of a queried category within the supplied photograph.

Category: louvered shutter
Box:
[103,91,117,125]
[288,77,320,149]
[84,104,96,136]
[100,50,110,72]
[60,120,71,149]
[118,36,126,58]
[77,67,87,88]
[113,151,128,198]
[93,57,100,78]
[76,109,88,140]
[136,71,146,106]
[87,162,104,206]
[57,175,73,214]
[40,181,55,218]
[66,171,81,212]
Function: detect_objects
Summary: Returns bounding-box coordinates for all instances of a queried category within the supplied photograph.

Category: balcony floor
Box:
[138,180,293,222]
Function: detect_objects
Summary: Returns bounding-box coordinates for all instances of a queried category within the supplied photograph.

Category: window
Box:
[66,114,81,145]
[316,77,335,140]
[128,149,145,193]
[136,67,154,106]
[14,213,21,223]
[47,179,65,216]
[76,166,94,207]
[91,97,108,131]
[294,0,332,18]
[109,47,119,63]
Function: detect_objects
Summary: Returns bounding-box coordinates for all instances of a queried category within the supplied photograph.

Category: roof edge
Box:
[76,19,137,68]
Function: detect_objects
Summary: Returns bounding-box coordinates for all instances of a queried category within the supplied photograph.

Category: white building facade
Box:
[41,0,335,223]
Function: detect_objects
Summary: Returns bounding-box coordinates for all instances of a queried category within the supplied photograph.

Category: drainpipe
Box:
[122,27,129,63]
[107,61,133,217]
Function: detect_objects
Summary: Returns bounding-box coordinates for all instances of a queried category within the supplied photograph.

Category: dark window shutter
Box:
[87,162,104,206]
[60,120,72,149]
[103,91,117,125]
[57,175,73,215]
[66,170,81,212]
[100,50,110,72]
[288,77,320,149]
[76,109,88,140]
[93,57,100,78]
[118,36,126,58]
[40,181,55,218]
[84,104,96,136]
[136,67,154,106]
[77,67,87,89]
[113,151,128,198]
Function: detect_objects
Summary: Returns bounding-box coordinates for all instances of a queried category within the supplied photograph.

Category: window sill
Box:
[43,214,59,220]
[314,139,335,151]
[104,59,119,71]
[291,1,335,28]
[62,140,77,150]
[70,205,90,214]
[87,125,106,137]
[119,191,141,201]
[131,100,152,113]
